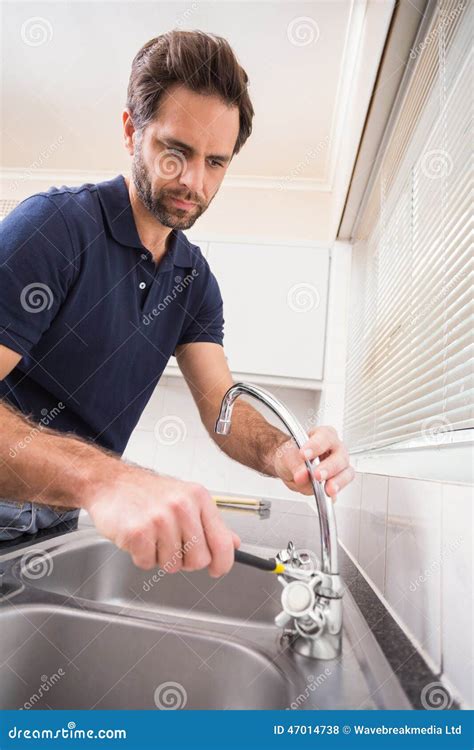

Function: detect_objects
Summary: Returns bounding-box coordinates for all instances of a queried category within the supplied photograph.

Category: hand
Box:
[84,466,241,575]
[273,426,354,499]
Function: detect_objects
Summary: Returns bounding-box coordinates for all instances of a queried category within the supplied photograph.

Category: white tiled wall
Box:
[337,471,473,708]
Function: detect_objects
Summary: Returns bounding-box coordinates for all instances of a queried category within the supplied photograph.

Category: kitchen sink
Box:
[0,605,291,709]
[18,535,281,626]
[0,519,413,710]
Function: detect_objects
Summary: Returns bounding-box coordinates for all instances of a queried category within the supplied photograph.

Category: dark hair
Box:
[126,29,254,155]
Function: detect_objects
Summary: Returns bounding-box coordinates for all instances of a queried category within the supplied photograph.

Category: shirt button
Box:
[139,282,146,290]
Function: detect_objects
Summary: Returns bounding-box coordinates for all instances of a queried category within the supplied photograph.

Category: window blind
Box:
[344,0,473,451]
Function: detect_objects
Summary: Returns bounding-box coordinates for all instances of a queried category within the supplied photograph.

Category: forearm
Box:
[0,399,124,508]
[209,401,289,477]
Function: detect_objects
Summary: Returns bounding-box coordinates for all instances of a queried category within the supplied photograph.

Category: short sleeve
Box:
[174,267,225,351]
[0,195,77,357]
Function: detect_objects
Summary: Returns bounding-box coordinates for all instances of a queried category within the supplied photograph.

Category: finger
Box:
[201,504,235,578]
[178,505,212,572]
[299,428,337,460]
[312,450,349,482]
[324,466,355,498]
[128,531,158,571]
[154,513,183,573]
[293,463,313,486]
[232,531,241,548]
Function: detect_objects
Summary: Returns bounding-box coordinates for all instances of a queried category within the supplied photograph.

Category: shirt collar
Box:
[97,174,194,268]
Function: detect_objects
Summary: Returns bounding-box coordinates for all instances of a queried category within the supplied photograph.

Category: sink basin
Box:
[0,605,291,710]
[0,527,413,710]
[19,536,282,625]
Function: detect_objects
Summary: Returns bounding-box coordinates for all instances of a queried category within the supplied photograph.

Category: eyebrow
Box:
[158,136,232,164]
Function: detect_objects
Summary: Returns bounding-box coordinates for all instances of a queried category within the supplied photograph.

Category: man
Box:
[0,30,353,575]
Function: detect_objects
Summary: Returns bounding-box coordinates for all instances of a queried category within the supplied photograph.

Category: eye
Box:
[208,159,224,169]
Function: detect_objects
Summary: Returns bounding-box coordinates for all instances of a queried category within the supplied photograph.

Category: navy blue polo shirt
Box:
[0,174,224,454]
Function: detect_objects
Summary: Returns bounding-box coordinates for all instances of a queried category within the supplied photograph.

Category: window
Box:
[344,0,472,453]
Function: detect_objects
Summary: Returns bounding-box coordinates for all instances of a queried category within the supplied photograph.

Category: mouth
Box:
[168,196,197,210]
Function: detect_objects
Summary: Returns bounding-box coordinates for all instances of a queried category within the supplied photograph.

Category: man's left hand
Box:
[273,426,354,499]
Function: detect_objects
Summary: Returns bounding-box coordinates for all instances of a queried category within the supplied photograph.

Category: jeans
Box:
[0,499,80,541]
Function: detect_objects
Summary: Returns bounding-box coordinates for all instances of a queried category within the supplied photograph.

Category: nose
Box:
[177,157,205,199]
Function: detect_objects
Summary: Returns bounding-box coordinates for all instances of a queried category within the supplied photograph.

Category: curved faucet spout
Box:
[215,382,339,576]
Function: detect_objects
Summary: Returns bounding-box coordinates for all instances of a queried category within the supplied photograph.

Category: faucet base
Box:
[290,631,342,660]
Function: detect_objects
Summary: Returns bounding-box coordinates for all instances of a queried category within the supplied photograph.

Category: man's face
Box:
[126,84,240,230]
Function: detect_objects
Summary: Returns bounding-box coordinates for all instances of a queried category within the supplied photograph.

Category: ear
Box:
[122,109,136,155]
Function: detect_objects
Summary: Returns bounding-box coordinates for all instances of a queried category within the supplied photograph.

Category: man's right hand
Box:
[83,466,241,576]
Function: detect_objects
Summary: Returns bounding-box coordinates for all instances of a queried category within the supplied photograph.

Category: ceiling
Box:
[1,1,397,242]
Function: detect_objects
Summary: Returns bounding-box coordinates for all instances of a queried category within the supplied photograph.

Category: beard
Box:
[131,138,207,230]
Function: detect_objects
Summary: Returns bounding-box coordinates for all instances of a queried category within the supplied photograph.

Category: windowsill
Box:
[350,438,473,484]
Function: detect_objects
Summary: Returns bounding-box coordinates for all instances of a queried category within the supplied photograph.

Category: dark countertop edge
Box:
[0,517,81,554]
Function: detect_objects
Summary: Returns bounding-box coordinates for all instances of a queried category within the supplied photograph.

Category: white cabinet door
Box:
[207,243,329,380]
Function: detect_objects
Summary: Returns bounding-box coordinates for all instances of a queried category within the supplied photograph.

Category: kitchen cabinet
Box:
[206,242,330,382]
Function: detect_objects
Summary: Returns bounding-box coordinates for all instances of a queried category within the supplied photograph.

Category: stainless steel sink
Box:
[0,523,413,710]
[18,535,281,625]
[0,605,291,709]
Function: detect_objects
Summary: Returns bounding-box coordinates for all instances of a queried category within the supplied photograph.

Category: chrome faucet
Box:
[215,382,343,659]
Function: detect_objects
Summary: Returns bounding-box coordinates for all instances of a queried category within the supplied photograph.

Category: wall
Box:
[337,471,473,708]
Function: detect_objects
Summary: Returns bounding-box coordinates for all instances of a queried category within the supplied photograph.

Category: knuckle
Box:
[168,495,184,513]
[152,512,166,533]
[190,483,210,503]
[175,497,193,519]
[120,524,144,547]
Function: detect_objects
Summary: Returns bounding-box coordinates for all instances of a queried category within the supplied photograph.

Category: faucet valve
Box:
[276,540,311,569]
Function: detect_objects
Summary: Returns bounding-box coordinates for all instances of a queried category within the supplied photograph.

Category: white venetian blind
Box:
[344,0,473,451]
